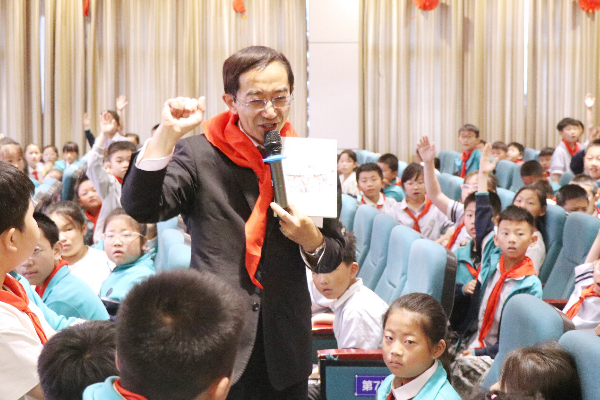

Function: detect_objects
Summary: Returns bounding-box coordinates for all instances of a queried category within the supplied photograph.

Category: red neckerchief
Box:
[114,175,124,184]
[114,378,148,400]
[361,194,385,209]
[565,285,599,319]
[466,261,479,278]
[387,392,395,400]
[202,111,297,289]
[0,274,48,344]
[85,207,101,234]
[446,221,465,249]
[460,149,474,178]
[35,260,68,298]
[477,256,536,347]
[404,198,432,233]
[515,160,524,165]
[32,170,39,181]
[563,140,580,157]
[394,177,402,187]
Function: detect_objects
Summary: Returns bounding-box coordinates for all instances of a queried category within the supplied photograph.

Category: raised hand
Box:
[99,111,118,137]
[83,112,91,130]
[116,95,129,112]
[586,93,595,109]
[479,143,498,175]
[160,97,205,138]
[417,135,437,164]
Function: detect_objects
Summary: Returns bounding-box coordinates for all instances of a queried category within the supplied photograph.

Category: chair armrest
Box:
[317,349,383,361]
[312,323,334,337]
[544,299,569,309]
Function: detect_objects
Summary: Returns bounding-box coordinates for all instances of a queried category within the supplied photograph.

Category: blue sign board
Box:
[355,374,388,397]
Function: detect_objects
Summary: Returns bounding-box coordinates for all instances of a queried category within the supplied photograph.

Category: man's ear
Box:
[196,376,232,400]
[222,94,237,115]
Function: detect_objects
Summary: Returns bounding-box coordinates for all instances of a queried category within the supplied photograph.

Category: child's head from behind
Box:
[458,124,480,152]
[0,138,25,171]
[556,184,589,214]
[103,208,147,266]
[513,186,546,222]
[338,150,357,176]
[46,202,87,261]
[25,144,42,168]
[0,162,38,270]
[557,118,584,145]
[499,342,581,400]
[491,142,508,160]
[377,153,399,184]
[520,161,545,186]
[62,141,79,164]
[539,147,554,172]
[356,163,384,202]
[584,139,600,180]
[507,142,525,163]
[37,320,118,400]
[401,163,425,203]
[494,206,536,261]
[75,175,102,214]
[382,293,447,387]
[312,232,358,300]
[570,174,599,215]
[117,270,244,400]
[42,145,59,164]
[16,212,61,286]
[125,133,140,145]
[106,140,136,179]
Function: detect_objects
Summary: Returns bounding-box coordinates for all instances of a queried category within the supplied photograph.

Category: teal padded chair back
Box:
[544,212,600,299]
[559,170,575,186]
[496,188,516,210]
[538,205,566,284]
[402,239,457,316]
[61,155,88,200]
[523,148,539,162]
[364,152,380,164]
[438,150,460,174]
[438,173,463,201]
[353,205,380,267]
[559,330,600,400]
[397,160,408,177]
[481,294,574,389]
[165,243,191,270]
[437,173,452,198]
[374,225,421,304]
[358,213,398,290]
[340,194,358,231]
[355,150,379,165]
[509,164,524,192]
[157,229,184,272]
[155,217,179,271]
[494,160,515,189]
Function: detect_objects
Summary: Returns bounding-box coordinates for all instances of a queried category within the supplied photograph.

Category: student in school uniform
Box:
[24,144,46,183]
[520,160,561,192]
[377,153,405,201]
[356,163,398,215]
[491,142,508,160]
[582,139,600,184]
[539,147,554,178]
[74,176,103,244]
[454,124,482,178]
[563,260,600,334]
[15,213,109,321]
[570,174,600,217]
[53,142,80,172]
[389,162,453,241]
[556,184,590,214]
[512,186,547,272]
[338,149,360,198]
[310,232,389,349]
[506,142,525,165]
[550,117,584,184]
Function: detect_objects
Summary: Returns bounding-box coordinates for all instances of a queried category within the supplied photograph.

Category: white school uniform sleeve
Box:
[550,143,570,177]
[135,138,173,171]
[87,144,114,199]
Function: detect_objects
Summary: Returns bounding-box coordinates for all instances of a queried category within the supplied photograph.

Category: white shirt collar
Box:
[362,193,385,206]
[330,279,364,311]
[237,120,260,147]
[391,359,438,400]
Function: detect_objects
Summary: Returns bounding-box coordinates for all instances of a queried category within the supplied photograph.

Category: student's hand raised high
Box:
[479,143,498,176]
[417,136,437,164]
[116,95,129,112]
[585,93,595,109]
[99,111,118,138]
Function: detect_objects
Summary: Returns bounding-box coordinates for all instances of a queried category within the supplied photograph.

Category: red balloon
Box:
[580,0,600,13]
[413,0,440,11]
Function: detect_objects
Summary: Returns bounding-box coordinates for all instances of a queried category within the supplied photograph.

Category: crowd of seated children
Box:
[356,163,398,214]
[73,175,103,244]
[377,153,405,201]
[562,259,600,334]
[377,293,461,400]
[550,117,584,184]
[570,174,600,217]
[37,320,118,400]
[15,212,109,321]
[53,141,80,172]
[389,162,453,240]
[46,201,111,295]
[24,144,45,183]
[555,184,590,214]
[506,142,525,165]
[455,124,482,178]
[310,232,388,350]
[83,270,244,400]
[338,149,360,198]
[491,142,508,160]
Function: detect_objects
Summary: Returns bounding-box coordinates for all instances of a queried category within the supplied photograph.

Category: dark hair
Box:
[508,142,525,156]
[0,162,35,233]
[103,208,147,238]
[539,147,554,158]
[356,163,384,181]
[514,186,547,234]
[378,153,399,172]
[464,192,477,210]
[223,46,294,96]
[383,293,448,347]
[530,179,555,199]
[42,144,59,154]
[555,184,589,208]
[459,124,480,138]
[117,270,244,400]
[488,192,503,217]
[498,205,535,230]
[73,174,91,204]
[37,321,118,400]
[125,133,140,145]
[492,141,508,152]
[585,139,600,155]
[401,163,424,189]
[469,391,544,400]
[62,141,79,154]
[151,124,160,132]
[106,140,136,161]
[338,149,357,163]
[46,201,87,230]
[105,110,121,126]
[341,231,357,265]
[33,212,59,246]
[500,342,582,400]
[556,117,583,132]
[571,174,599,195]
[520,161,545,178]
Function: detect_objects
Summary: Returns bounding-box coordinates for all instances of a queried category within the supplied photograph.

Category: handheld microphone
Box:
[263,130,289,210]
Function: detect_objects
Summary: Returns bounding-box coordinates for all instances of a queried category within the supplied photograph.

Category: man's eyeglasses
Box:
[103,231,143,242]
[234,95,294,112]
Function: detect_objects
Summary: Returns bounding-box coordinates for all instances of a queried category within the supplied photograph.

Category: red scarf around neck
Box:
[0,273,48,344]
[565,285,600,319]
[114,378,148,400]
[35,260,68,298]
[361,194,385,209]
[202,111,297,289]
[114,175,124,184]
[446,221,465,250]
[563,140,580,157]
[477,256,536,347]
[85,207,101,234]
[404,197,432,233]
[460,149,474,178]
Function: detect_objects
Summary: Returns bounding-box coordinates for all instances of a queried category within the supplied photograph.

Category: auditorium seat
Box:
[481,294,574,389]
[358,213,397,290]
[494,160,515,189]
[157,229,185,272]
[538,204,566,284]
[559,170,575,187]
[353,205,380,266]
[61,155,88,200]
[438,173,463,201]
[496,188,515,210]
[165,243,191,270]
[355,149,379,165]
[509,164,524,192]
[523,148,539,162]
[155,218,180,271]
[397,160,408,177]
[340,194,358,231]
[559,330,600,400]
[438,150,460,174]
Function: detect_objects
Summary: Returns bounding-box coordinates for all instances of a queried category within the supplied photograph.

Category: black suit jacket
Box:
[121,134,344,390]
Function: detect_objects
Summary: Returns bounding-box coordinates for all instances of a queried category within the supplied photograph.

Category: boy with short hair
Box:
[570,174,599,217]
[455,124,481,178]
[491,142,508,160]
[556,184,590,214]
[583,139,600,182]
[124,133,140,146]
[83,269,244,400]
[54,141,80,172]
[15,212,109,320]
[38,321,118,400]
[520,160,546,186]
[377,153,404,201]
[562,260,600,334]
[506,142,525,164]
[539,147,554,177]
[311,232,389,349]
[550,117,584,184]
[356,163,397,214]
[87,134,137,243]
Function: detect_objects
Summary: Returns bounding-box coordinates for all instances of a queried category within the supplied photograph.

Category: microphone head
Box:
[263,130,282,156]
